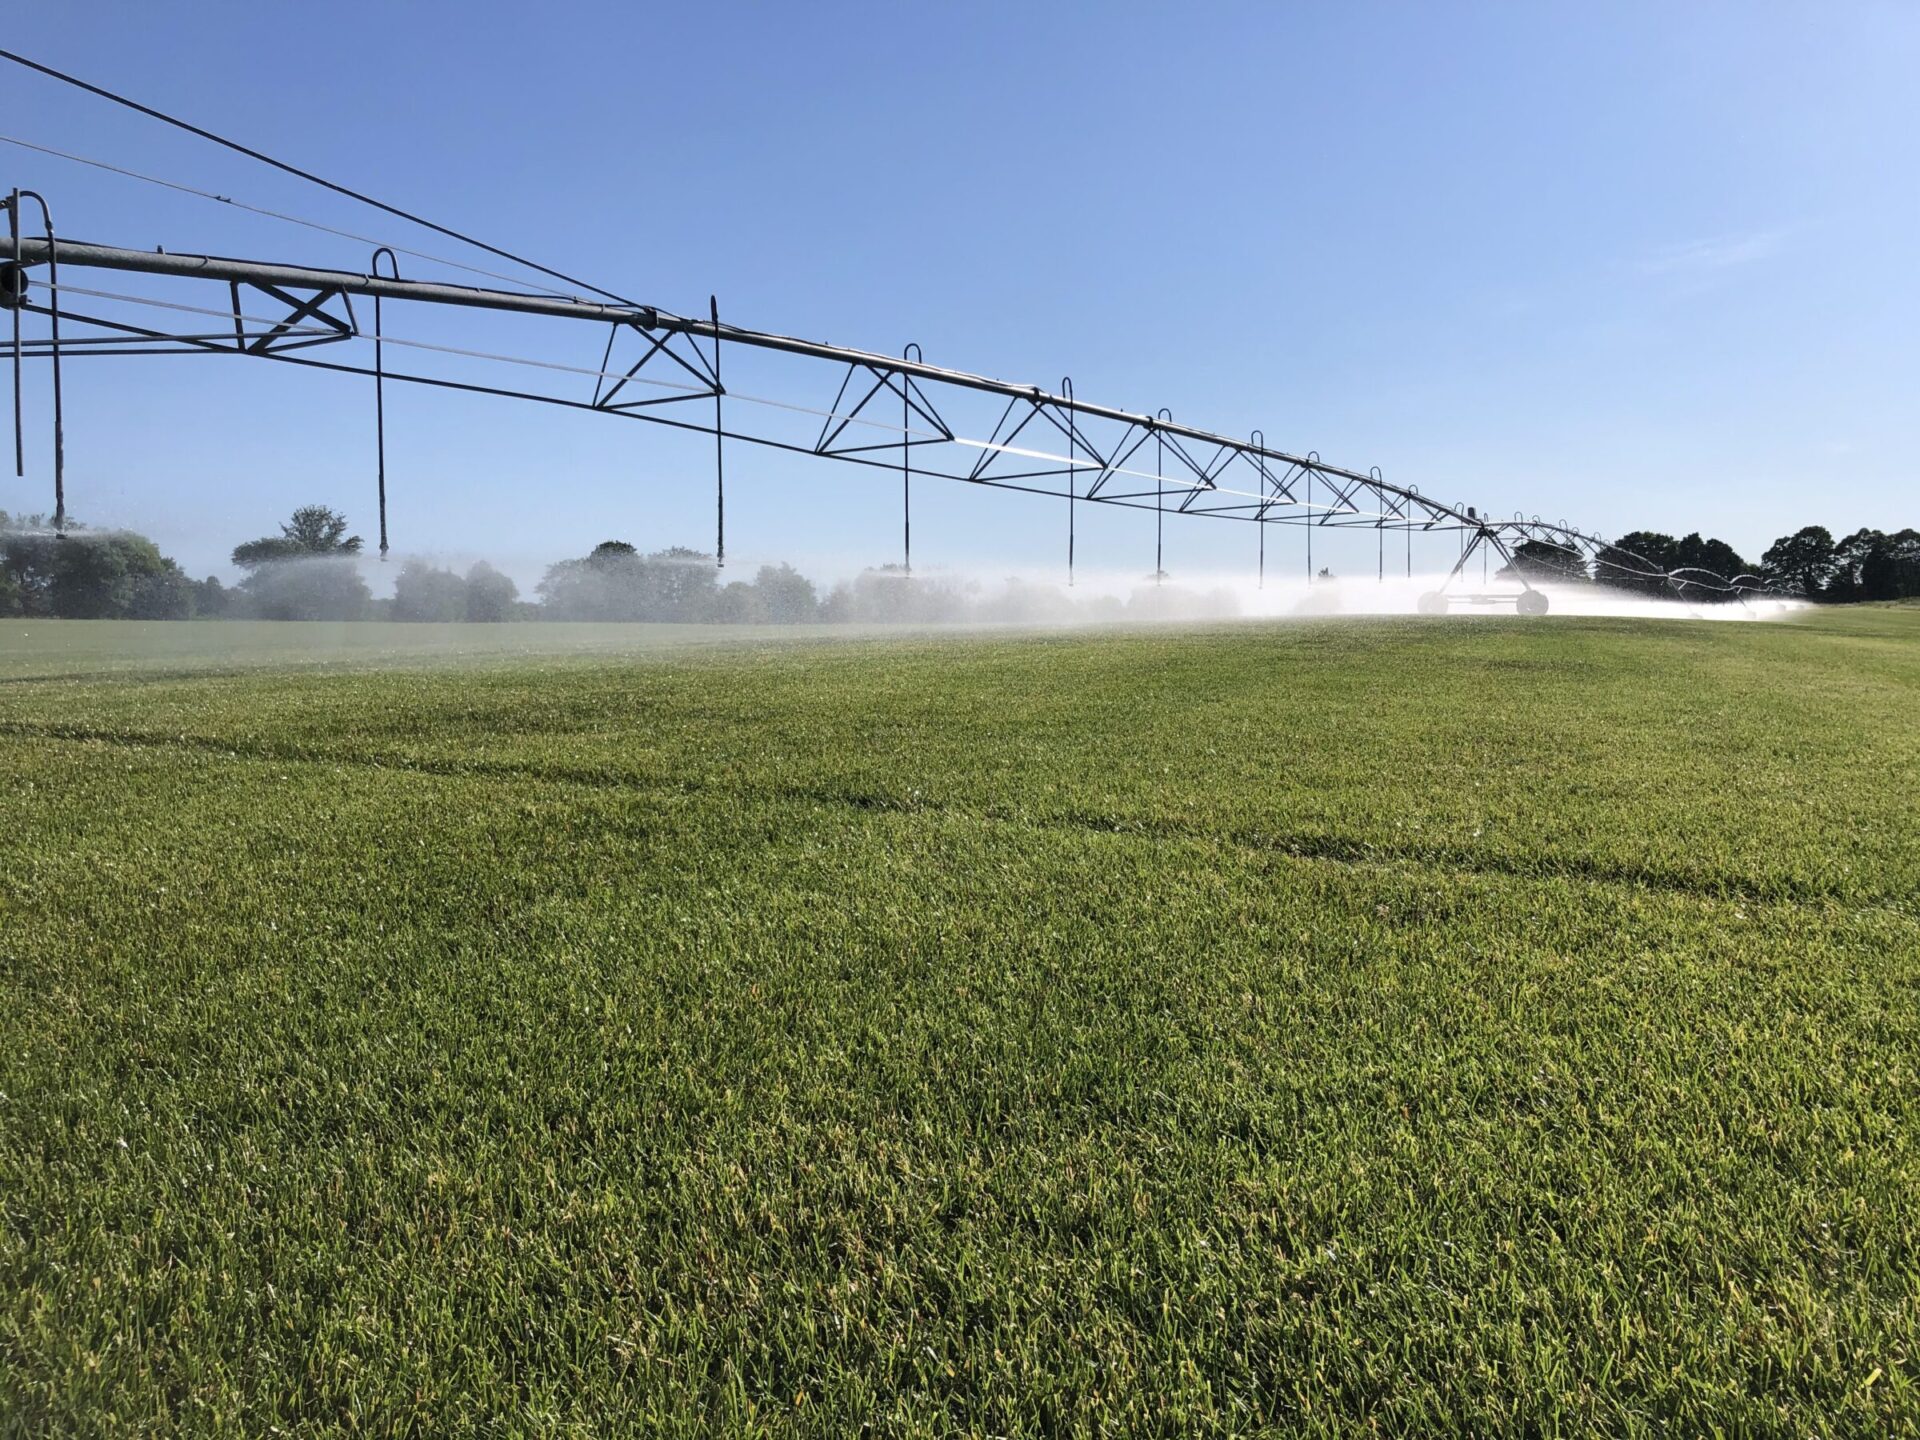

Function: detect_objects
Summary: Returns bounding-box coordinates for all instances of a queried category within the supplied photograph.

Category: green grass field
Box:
[2,608,1916,1437]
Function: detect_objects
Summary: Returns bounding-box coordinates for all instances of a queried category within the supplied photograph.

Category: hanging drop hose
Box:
[371,246,400,559]
[6,191,19,483]
[902,342,921,572]
[711,297,724,568]
[1155,408,1171,582]
[1251,430,1266,588]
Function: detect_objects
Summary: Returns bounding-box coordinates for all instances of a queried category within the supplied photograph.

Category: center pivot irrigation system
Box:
[1,51,1770,613]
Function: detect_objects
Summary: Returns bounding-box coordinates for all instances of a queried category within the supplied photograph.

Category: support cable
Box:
[0,50,638,307]
[0,134,582,299]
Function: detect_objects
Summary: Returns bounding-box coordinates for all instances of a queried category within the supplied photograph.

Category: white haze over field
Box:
[4,515,1805,629]
[761,563,1806,626]
[358,552,1808,626]
[1194,572,1807,624]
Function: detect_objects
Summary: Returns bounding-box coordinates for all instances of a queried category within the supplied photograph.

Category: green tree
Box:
[711,580,768,625]
[50,534,148,618]
[390,559,468,622]
[1,512,86,617]
[750,563,819,623]
[1830,528,1900,602]
[231,505,363,568]
[464,561,519,622]
[1595,531,1678,595]
[1761,526,1838,599]
[10,529,192,620]
[231,505,370,620]
[1672,533,1751,580]
[1888,528,1920,599]
[191,575,232,617]
[0,530,57,616]
[1497,539,1590,583]
[123,554,196,620]
[821,565,976,624]
[635,546,720,621]
[240,560,371,621]
[536,542,718,621]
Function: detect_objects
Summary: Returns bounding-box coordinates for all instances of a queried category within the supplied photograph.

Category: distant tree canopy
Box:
[1587,531,1756,599]
[390,558,521,623]
[229,505,372,620]
[537,542,728,622]
[50,532,194,619]
[238,558,372,621]
[1580,523,1916,603]
[1824,527,1919,602]
[464,561,519,622]
[191,574,232,617]
[231,504,364,568]
[10,498,1915,624]
[1497,539,1590,584]
[1760,526,1838,600]
[0,512,195,619]
[1672,533,1752,582]
[390,559,470,623]
[819,565,977,625]
[749,564,820,624]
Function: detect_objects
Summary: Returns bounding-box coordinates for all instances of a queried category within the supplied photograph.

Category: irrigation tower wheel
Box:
[1416,592,1448,616]
[1516,590,1550,616]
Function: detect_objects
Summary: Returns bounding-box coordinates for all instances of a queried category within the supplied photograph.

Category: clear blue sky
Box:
[4,2,1916,585]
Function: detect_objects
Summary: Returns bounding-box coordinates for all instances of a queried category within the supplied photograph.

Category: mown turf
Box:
[1,609,1916,1437]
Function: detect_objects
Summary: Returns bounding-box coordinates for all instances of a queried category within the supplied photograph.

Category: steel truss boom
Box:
[1,231,1482,524]
[2,223,1771,600]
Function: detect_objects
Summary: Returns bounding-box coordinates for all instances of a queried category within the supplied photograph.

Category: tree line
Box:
[5,503,1915,621]
[1503,524,1920,602]
[0,505,1238,624]
[1,505,518,622]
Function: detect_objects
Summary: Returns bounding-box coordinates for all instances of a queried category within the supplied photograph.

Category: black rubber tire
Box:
[1416,592,1447,616]
[1516,590,1550,616]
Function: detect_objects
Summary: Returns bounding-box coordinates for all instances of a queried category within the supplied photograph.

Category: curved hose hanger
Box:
[1062,376,1075,586]
[6,188,64,530]
[712,296,724,568]
[1153,408,1172,583]
[370,246,399,558]
[902,342,922,571]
